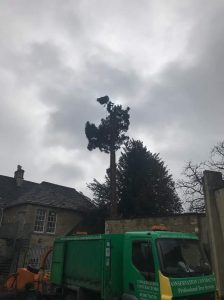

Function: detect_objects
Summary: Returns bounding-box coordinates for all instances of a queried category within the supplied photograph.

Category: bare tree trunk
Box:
[110,148,117,218]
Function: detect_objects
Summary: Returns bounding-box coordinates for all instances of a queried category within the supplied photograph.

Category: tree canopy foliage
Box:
[118,140,182,217]
[88,139,182,218]
[177,141,224,212]
[85,96,130,153]
[85,96,130,217]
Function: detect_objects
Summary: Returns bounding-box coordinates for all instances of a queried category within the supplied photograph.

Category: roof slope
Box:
[0,175,93,211]
[0,175,37,206]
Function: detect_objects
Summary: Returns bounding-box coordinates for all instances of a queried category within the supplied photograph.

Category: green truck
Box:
[51,230,216,300]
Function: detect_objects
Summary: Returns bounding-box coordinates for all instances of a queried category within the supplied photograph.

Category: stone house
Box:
[0,165,94,277]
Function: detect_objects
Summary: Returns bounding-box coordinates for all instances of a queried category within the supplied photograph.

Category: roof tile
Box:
[0,175,93,211]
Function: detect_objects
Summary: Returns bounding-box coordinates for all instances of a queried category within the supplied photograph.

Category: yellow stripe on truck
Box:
[159,271,172,300]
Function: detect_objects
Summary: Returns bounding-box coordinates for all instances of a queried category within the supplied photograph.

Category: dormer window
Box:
[34,209,57,234]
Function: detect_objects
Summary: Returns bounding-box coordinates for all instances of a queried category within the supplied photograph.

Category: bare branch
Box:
[177,141,224,213]
[177,161,205,212]
[209,142,224,172]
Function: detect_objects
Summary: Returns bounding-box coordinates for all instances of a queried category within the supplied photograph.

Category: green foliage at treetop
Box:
[85,96,130,153]
[88,139,182,217]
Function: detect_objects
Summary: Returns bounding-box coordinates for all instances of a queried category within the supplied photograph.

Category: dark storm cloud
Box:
[0,0,223,195]
[43,63,141,146]
[130,2,224,175]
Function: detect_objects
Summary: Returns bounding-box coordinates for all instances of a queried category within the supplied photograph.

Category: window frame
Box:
[34,209,46,233]
[132,239,156,281]
[33,208,57,234]
[46,210,57,234]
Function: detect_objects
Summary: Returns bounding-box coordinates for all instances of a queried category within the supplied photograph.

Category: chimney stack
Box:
[14,165,24,187]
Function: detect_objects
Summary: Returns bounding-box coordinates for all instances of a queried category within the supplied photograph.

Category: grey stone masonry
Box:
[203,170,224,299]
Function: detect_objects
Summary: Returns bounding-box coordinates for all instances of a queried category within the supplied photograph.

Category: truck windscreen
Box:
[157,238,211,277]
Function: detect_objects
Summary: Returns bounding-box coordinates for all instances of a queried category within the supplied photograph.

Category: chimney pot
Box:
[14,165,25,187]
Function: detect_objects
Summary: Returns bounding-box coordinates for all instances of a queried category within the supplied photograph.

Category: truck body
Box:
[51,231,216,300]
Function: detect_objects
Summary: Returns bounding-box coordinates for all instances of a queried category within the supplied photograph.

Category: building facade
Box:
[0,165,93,279]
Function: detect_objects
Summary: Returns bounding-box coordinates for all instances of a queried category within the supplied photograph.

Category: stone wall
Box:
[215,188,224,241]
[203,171,224,299]
[0,204,82,243]
[0,204,83,271]
[29,205,82,248]
[105,213,209,251]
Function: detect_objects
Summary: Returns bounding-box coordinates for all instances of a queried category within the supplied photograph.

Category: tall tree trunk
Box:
[110,148,117,218]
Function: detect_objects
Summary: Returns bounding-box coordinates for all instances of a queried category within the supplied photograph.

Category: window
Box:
[157,238,211,277]
[46,211,57,233]
[132,240,155,280]
[34,209,57,234]
[34,209,46,232]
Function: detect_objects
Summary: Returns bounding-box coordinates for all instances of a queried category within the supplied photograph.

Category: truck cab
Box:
[122,231,216,300]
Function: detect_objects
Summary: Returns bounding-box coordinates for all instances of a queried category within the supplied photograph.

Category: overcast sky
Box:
[0,0,223,197]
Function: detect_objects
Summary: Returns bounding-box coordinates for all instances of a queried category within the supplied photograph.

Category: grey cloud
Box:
[40,56,142,149]
[84,59,143,100]
[0,0,224,196]
[45,163,85,184]
[129,3,224,176]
